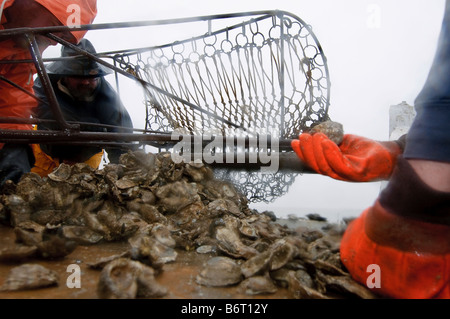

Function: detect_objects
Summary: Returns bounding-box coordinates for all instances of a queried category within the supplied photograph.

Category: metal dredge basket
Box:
[0,11,330,203]
[110,11,330,202]
[113,11,330,138]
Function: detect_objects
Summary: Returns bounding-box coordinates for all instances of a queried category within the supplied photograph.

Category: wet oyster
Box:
[315,271,377,299]
[207,199,243,218]
[240,250,272,278]
[184,162,214,182]
[4,194,32,226]
[0,244,38,262]
[120,152,160,186]
[196,256,243,287]
[97,258,167,299]
[155,181,201,214]
[48,163,72,182]
[88,251,131,269]
[61,225,103,245]
[239,276,278,295]
[0,149,368,299]
[0,264,59,291]
[269,239,296,271]
[309,120,344,145]
[150,223,176,248]
[134,203,167,224]
[14,221,45,246]
[214,216,259,259]
[128,234,177,269]
[287,270,329,299]
[36,232,78,259]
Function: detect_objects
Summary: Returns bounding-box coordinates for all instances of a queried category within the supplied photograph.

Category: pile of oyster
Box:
[0,151,376,299]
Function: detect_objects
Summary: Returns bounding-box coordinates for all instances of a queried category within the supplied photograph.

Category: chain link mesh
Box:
[112,11,330,202]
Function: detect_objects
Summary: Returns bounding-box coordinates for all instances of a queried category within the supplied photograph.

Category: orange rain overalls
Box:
[0,0,97,177]
[0,0,97,142]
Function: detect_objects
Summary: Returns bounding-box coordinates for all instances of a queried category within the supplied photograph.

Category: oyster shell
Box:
[128,235,177,269]
[238,219,258,239]
[214,217,258,259]
[269,239,296,271]
[196,256,243,287]
[207,199,244,218]
[135,203,167,224]
[150,223,176,248]
[239,276,278,295]
[0,149,367,299]
[309,120,344,145]
[61,225,103,245]
[4,194,32,226]
[287,270,329,299]
[88,251,131,269]
[184,162,213,182]
[0,244,38,262]
[48,163,72,182]
[155,181,201,214]
[240,250,272,278]
[28,225,78,259]
[97,258,167,299]
[0,264,59,291]
[315,271,377,299]
[14,221,45,246]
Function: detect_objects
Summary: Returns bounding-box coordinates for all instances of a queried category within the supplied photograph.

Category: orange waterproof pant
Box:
[340,201,450,299]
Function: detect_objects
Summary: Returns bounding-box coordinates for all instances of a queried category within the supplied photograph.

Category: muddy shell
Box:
[0,264,59,291]
[196,256,243,287]
[309,120,344,145]
[239,275,278,295]
[97,258,167,299]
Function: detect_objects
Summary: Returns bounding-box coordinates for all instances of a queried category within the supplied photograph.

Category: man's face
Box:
[63,76,99,100]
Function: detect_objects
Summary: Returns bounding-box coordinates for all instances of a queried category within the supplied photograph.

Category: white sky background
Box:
[43,0,446,221]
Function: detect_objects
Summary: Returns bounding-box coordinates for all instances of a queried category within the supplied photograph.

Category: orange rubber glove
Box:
[291,133,403,182]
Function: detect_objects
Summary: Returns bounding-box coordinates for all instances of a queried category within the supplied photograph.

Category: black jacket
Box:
[33,76,133,163]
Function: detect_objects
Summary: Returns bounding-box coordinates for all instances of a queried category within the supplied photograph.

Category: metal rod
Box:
[0,116,162,134]
[0,75,46,104]
[26,33,77,131]
[279,11,286,138]
[0,10,285,38]
[0,129,294,150]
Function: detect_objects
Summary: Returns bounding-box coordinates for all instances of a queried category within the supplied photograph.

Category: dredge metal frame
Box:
[0,10,330,148]
[0,11,331,201]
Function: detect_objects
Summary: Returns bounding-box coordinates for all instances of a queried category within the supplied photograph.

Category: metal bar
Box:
[25,33,77,131]
[0,75,46,104]
[0,116,161,134]
[0,57,87,64]
[0,10,282,38]
[196,151,313,173]
[0,129,294,150]
[278,11,286,138]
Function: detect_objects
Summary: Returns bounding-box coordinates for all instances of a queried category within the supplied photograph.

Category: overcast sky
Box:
[43,0,446,221]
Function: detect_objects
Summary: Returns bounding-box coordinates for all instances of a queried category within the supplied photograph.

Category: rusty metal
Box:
[25,33,78,132]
